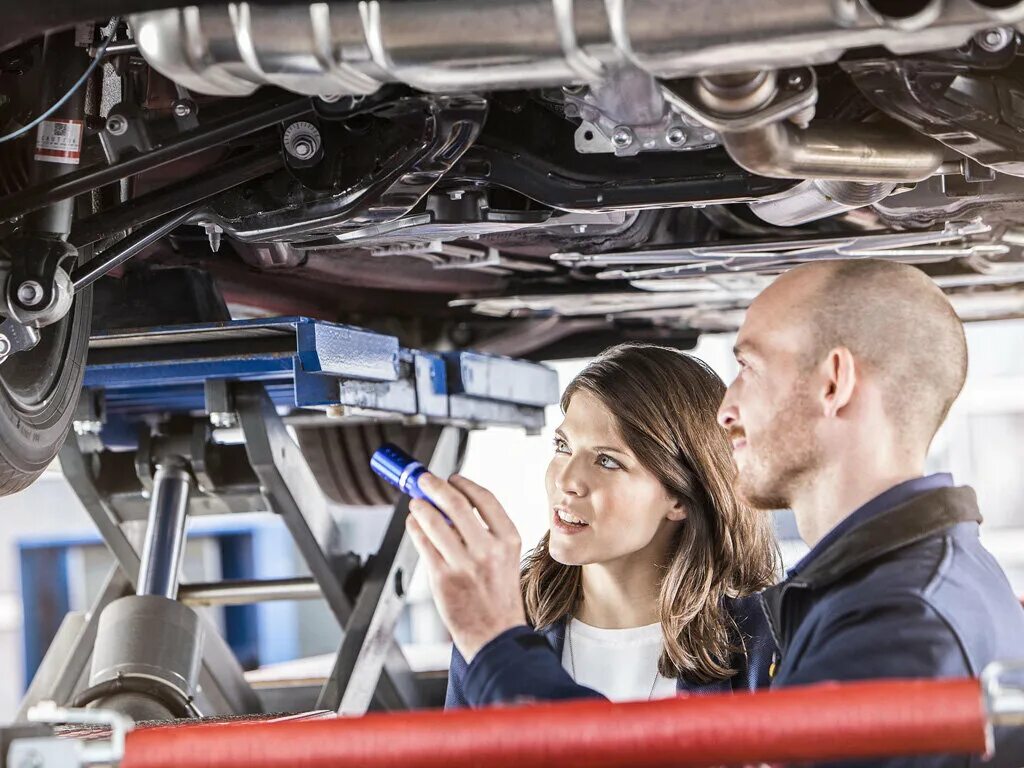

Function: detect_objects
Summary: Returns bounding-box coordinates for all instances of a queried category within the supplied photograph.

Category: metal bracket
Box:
[662,67,817,133]
[981,660,1024,758]
[204,379,237,429]
[562,68,719,157]
[99,105,156,165]
[0,318,40,365]
[9,702,133,768]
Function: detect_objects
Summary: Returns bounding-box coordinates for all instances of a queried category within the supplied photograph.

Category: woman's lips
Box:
[552,507,590,535]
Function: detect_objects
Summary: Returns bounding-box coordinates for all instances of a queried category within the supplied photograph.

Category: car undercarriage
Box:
[2,3,1024,495]
[2,0,1024,754]
[3,1,1024,494]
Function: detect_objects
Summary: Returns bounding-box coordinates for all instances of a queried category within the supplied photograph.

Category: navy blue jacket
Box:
[445,594,774,708]
[763,483,1024,768]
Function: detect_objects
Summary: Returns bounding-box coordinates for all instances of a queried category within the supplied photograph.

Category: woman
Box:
[406,344,779,707]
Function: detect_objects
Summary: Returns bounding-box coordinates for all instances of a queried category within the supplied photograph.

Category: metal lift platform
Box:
[18,316,559,721]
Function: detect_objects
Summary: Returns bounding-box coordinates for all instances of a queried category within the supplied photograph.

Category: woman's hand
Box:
[406,473,527,663]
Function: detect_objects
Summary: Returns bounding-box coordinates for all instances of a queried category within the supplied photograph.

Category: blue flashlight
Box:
[370,443,443,512]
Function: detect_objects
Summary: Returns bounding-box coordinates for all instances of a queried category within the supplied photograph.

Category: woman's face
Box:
[544,389,686,567]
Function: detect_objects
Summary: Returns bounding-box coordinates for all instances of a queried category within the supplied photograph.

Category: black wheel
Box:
[295,423,436,506]
[0,286,92,494]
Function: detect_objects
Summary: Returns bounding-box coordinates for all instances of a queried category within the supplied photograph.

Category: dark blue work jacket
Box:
[763,481,1024,768]
[445,593,774,707]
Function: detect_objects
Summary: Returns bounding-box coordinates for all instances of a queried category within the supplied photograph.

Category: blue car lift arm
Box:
[82,315,558,429]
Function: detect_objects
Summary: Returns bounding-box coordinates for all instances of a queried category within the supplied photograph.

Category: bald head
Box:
[771,259,967,447]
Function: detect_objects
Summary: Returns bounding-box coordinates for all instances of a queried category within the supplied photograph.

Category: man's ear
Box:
[820,346,856,418]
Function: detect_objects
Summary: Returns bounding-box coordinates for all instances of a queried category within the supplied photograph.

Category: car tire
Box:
[0,285,92,495]
[294,422,433,506]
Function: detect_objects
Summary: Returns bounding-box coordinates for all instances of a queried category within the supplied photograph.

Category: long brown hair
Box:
[521,344,779,683]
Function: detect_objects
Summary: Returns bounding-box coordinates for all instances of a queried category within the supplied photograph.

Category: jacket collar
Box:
[762,486,982,647]
[787,473,954,579]
[540,618,566,656]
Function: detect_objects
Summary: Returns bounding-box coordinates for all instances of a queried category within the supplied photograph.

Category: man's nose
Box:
[718,393,738,430]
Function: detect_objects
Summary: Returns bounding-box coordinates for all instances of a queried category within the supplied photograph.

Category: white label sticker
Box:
[34,119,84,165]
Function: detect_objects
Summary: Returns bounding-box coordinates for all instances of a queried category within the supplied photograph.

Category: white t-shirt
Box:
[560,617,678,702]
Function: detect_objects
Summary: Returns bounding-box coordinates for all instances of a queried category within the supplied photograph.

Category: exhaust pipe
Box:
[691,69,946,223]
[720,120,945,183]
[748,179,899,226]
[693,70,945,189]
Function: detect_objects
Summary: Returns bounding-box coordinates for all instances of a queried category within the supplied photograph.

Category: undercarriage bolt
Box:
[105,114,128,136]
[0,334,10,360]
[977,27,1014,53]
[283,121,322,161]
[666,127,687,147]
[17,280,45,307]
[611,127,634,149]
[172,100,192,118]
[209,411,237,429]
[73,419,104,436]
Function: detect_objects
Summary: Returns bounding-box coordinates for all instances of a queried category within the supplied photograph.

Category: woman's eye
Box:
[553,438,570,454]
[597,454,622,470]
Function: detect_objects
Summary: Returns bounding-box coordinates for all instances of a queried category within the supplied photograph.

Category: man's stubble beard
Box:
[734,389,820,511]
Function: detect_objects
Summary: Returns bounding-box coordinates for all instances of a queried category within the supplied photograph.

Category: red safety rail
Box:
[123,678,987,768]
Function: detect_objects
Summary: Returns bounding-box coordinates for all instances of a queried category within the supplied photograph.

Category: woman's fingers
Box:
[408,497,473,569]
[417,474,491,549]
[406,513,447,574]
[449,474,520,544]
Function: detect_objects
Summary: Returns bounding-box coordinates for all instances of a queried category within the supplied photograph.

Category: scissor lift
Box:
[17,316,559,720]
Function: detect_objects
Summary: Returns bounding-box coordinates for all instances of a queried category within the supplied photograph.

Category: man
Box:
[407,259,1024,767]
[715,259,1024,767]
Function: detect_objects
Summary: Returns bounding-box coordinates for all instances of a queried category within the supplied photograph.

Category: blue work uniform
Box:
[763,475,1024,768]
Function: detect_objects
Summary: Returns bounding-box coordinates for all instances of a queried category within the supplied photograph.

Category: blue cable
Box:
[0,20,118,145]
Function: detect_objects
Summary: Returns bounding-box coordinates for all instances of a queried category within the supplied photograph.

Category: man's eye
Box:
[553,438,570,454]
[597,454,622,470]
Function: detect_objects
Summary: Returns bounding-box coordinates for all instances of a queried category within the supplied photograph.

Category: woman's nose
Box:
[555,456,587,496]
